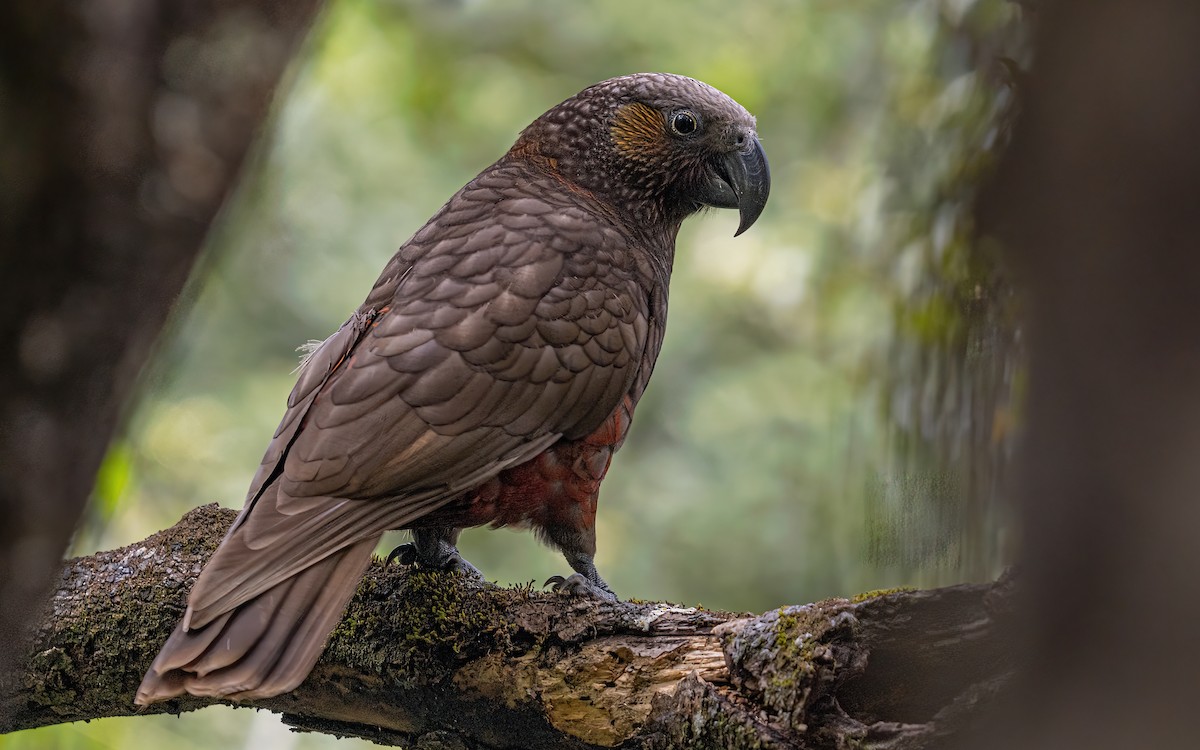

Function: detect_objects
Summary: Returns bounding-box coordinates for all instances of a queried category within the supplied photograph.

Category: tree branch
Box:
[0,506,1015,749]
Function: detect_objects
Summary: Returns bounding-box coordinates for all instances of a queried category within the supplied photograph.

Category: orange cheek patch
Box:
[611,102,666,160]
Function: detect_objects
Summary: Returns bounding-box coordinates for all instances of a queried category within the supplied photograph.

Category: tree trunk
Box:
[975,1,1200,747]
[0,0,321,682]
[0,505,1015,749]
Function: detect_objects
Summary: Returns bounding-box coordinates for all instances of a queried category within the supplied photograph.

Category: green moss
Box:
[850,586,916,603]
[25,647,77,709]
[765,608,820,702]
[12,508,240,727]
[726,600,862,733]
[327,566,519,684]
[772,609,799,651]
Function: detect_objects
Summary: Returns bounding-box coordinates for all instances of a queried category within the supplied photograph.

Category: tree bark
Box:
[0,0,322,682]
[0,505,1015,749]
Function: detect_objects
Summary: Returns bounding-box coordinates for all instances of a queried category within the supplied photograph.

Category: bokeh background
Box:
[1,0,1026,747]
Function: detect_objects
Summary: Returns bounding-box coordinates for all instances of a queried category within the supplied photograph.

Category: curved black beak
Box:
[694,136,771,236]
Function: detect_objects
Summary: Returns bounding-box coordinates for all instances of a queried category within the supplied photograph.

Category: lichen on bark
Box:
[1,505,1015,750]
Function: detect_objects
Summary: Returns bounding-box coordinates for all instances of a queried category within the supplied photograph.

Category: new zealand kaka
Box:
[135,72,769,704]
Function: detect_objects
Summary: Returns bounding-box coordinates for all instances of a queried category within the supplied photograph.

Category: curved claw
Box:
[391,542,485,582]
[544,573,618,601]
[386,543,418,567]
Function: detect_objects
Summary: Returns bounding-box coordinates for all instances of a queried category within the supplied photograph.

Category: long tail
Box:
[135,535,378,704]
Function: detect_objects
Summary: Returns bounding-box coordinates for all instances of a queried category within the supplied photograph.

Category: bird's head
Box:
[512,73,770,237]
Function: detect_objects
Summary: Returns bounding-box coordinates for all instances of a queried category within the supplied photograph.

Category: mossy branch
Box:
[0,505,1015,749]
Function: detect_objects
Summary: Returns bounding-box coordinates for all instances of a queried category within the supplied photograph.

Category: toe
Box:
[447,552,485,580]
[386,543,417,566]
[544,573,617,601]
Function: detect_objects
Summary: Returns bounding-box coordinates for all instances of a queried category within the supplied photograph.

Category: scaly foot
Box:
[544,573,618,601]
[386,542,484,580]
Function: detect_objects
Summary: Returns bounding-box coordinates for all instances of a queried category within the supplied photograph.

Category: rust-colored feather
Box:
[612,102,668,161]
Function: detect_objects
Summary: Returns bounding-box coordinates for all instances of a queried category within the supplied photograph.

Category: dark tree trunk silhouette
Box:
[0,0,322,681]
[975,1,1200,747]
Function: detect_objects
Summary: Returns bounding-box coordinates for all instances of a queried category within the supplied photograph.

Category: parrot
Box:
[135,72,770,704]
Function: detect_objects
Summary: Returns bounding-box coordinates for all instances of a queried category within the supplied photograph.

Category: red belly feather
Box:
[421,395,634,535]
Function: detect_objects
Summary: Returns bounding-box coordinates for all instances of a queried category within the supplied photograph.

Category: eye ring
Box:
[669,110,700,137]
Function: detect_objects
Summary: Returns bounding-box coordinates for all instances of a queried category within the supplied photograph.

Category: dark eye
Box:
[669,110,699,137]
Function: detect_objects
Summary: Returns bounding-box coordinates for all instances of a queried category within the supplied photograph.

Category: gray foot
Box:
[544,573,618,601]
[386,542,484,580]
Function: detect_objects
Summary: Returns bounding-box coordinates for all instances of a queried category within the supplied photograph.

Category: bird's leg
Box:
[386,527,483,579]
[542,526,617,601]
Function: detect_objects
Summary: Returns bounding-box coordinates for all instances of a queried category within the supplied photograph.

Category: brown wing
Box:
[185,162,651,626]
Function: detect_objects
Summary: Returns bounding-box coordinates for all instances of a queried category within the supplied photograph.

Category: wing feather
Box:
[188,163,655,627]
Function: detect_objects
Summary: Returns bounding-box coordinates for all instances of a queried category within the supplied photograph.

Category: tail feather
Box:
[183,490,448,629]
[234,542,379,700]
[136,537,377,705]
[183,576,300,677]
[147,610,235,676]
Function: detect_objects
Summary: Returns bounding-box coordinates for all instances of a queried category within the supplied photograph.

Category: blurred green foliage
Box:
[5,0,1026,747]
